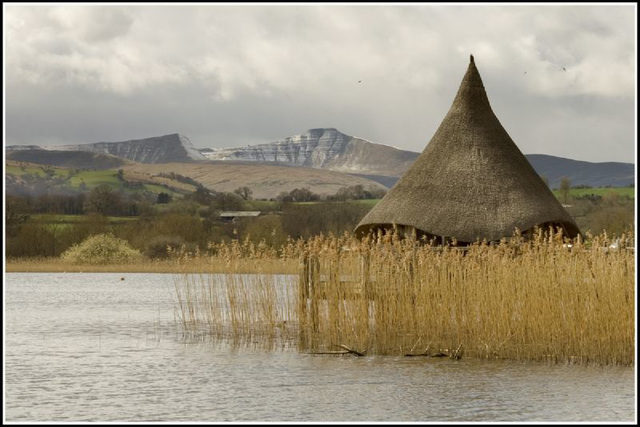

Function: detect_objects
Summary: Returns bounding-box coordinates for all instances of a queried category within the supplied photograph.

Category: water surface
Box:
[4,272,636,422]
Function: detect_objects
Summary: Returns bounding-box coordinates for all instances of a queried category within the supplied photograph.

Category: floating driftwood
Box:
[404,351,449,358]
[404,343,463,359]
[310,344,366,356]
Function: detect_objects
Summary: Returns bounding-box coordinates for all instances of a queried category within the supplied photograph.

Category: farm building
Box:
[355,55,580,243]
[219,211,262,223]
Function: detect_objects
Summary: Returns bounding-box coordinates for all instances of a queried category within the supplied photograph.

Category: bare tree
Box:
[234,186,253,200]
[84,185,123,215]
[5,195,30,238]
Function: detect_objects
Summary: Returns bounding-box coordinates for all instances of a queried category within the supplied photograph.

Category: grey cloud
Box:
[4,4,636,163]
[80,8,135,42]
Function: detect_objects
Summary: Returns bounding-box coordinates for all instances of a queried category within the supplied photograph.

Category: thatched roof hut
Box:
[355,55,580,243]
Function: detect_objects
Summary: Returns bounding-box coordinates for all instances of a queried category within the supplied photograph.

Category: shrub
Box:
[6,222,55,257]
[144,234,185,259]
[61,233,142,264]
[241,215,287,248]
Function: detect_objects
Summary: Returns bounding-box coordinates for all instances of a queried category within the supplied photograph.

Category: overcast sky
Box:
[3,3,637,163]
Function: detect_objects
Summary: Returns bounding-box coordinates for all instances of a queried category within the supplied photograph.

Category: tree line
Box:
[5,176,633,260]
[5,182,384,258]
[5,200,373,259]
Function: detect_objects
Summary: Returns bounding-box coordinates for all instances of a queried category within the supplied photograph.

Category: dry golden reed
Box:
[9,230,631,365]
[172,229,634,366]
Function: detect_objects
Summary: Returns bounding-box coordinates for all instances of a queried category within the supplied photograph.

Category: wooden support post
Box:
[362,253,371,300]
[299,254,310,331]
[309,255,319,332]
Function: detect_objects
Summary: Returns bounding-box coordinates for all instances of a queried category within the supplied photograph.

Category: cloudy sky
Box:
[4,3,637,163]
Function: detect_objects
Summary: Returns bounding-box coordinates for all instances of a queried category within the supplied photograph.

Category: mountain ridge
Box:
[201,128,418,177]
[7,133,206,164]
[5,128,634,189]
[200,128,634,189]
[524,154,634,189]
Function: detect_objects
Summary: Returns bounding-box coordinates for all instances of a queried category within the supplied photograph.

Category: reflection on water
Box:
[4,273,636,422]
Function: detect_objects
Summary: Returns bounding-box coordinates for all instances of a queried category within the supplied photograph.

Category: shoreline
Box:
[4,258,298,275]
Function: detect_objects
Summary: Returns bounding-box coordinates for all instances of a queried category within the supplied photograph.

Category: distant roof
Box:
[219,211,261,217]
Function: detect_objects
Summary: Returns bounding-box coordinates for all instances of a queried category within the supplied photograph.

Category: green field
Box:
[67,169,121,189]
[354,198,382,206]
[552,187,635,199]
[25,214,138,233]
[30,214,139,224]
[294,199,382,206]
[5,165,70,178]
[7,165,126,190]
[7,165,184,197]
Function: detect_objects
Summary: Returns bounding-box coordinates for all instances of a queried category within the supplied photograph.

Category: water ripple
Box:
[5,272,636,422]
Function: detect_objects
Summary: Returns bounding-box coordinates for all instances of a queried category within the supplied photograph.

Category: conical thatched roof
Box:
[355,55,580,242]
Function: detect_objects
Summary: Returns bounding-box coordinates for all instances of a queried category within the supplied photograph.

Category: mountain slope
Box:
[201,128,417,177]
[122,161,388,200]
[47,133,205,163]
[525,154,634,189]
[202,128,633,189]
[6,149,131,170]
[5,129,633,189]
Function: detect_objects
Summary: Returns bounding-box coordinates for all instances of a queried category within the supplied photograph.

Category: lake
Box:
[4,272,636,422]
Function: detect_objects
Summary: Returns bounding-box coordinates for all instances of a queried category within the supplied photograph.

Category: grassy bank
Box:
[5,256,298,274]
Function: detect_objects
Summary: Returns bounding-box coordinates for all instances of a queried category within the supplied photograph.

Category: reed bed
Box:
[173,273,298,345]
[171,238,306,344]
[172,229,635,366]
[9,229,633,365]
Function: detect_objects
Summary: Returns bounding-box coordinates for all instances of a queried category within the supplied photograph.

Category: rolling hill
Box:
[525,154,634,189]
[121,161,388,200]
